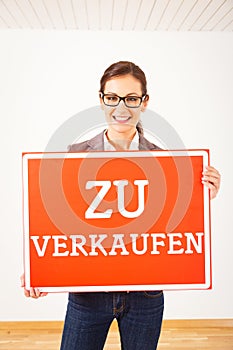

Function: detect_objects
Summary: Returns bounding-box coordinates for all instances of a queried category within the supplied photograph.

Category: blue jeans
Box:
[60,291,164,350]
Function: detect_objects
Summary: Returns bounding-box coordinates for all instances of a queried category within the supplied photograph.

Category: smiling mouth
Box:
[113,116,131,124]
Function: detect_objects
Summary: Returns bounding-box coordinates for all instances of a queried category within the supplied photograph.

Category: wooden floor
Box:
[0,319,232,350]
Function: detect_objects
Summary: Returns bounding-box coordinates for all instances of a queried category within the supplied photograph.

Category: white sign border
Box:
[22,150,210,292]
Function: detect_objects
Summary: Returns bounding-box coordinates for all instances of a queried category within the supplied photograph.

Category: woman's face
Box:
[100,74,148,139]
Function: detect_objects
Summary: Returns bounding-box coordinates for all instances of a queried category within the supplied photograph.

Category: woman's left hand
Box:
[202,165,221,199]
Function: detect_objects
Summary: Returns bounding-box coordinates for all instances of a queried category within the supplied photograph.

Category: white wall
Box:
[0,30,232,321]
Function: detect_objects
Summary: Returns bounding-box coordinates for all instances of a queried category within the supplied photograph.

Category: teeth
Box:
[114,116,130,121]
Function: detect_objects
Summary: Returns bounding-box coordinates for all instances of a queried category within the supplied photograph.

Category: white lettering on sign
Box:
[167,233,184,255]
[89,234,108,256]
[130,233,149,255]
[85,181,112,219]
[113,180,149,218]
[109,234,130,256]
[30,232,204,257]
[151,233,166,255]
[184,232,204,254]
[70,235,88,257]
[30,236,51,257]
[52,235,69,256]
[85,180,149,219]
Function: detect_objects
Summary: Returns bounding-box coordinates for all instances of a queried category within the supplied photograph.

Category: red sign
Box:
[22,150,211,292]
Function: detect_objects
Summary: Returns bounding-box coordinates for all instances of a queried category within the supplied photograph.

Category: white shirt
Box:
[103,130,139,151]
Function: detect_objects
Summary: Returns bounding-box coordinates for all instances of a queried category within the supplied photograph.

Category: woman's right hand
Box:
[20,274,48,299]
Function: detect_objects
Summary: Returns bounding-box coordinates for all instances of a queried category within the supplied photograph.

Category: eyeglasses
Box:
[100,93,146,108]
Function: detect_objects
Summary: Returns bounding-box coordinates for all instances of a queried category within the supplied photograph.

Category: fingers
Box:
[20,274,48,298]
[29,288,43,298]
[24,287,48,299]
[202,165,221,199]
[203,166,220,178]
[20,274,25,287]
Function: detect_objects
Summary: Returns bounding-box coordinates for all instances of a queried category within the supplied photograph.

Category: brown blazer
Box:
[68,130,160,152]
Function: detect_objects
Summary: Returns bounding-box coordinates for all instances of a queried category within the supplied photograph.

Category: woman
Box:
[22,61,221,350]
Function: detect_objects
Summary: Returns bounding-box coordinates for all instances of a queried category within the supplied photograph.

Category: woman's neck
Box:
[106,129,137,150]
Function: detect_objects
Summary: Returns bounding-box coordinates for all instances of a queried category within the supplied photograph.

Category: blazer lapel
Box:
[139,135,161,150]
[87,131,105,151]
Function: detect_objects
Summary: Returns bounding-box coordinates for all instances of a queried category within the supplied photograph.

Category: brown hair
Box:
[100,61,148,135]
[100,61,147,95]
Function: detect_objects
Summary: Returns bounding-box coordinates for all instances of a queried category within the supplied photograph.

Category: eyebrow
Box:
[104,92,141,96]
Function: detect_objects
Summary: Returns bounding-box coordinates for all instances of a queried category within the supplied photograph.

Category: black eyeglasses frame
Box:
[100,92,147,108]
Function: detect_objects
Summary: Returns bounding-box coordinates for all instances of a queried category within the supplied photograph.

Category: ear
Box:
[99,92,104,110]
[141,94,149,112]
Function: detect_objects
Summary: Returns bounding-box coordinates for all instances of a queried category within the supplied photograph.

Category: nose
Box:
[115,99,128,111]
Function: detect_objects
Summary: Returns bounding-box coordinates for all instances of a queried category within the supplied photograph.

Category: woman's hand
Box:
[202,165,221,199]
[20,274,48,299]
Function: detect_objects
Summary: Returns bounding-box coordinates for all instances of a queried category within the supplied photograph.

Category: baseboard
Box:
[0,319,232,331]
[0,321,64,330]
[162,319,233,328]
